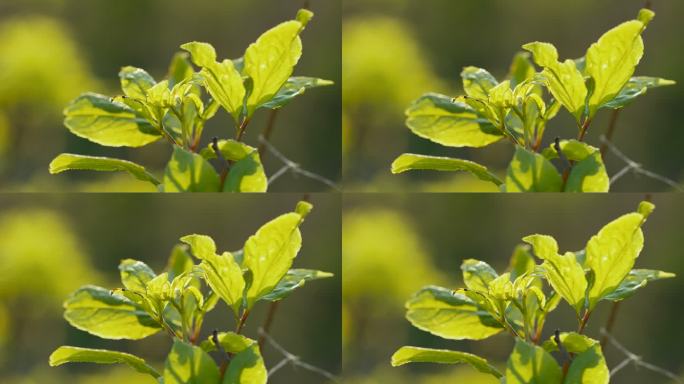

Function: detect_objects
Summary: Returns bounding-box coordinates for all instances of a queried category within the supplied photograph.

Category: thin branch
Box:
[600,328,683,383]
[258,328,341,383]
[258,135,341,191]
[600,302,621,349]
[600,136,684,191]
[599,109,621,159]
[258,109,279,161]
[258,301,280,351]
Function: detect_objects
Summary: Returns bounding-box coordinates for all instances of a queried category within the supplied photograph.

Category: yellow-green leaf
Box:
[543,140,609,192]
[201,140,267,192]
[586,202,654,309]
[603,269,675,301]
[523,235,587,314]
[461,259,499,291]
[260,76,333,110]
[542,333,609,384]
[119,259,156,291]
[64,93,161,147]
[164,340,219,384]
[405,93,504,147]
[506,339,562,384]
[523,42,587,121]
[602,76,675,110]
[49,346,160,379]
[119,66,157,100]
[586,9,654,115]
[405,286,504,340]
[391,153,503,186]
[244,10,312,115]
[391,346,503,378]
[461,66,499,99]
[163,146,220,192]
[260,269,333,302]
[49,154,161,186]
[505,146,562,192]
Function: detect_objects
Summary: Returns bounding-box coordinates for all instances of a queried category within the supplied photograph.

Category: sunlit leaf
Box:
[163,146,220,192]
[391,346,503,378]
[391,153,503,186]
[49,154,161,186]
[164,340,219,384]
[506,339,561,384]
[49,346,160,379]
[505,146,562,192]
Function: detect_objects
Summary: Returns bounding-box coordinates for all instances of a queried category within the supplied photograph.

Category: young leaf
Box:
[508,52,536,89]
[260,76,334,110]
[506,339,562,384]
[260,269,333,302]
[164,146,220,192]
[523,235,587,314]
[243,204,311,308]
[49,346,161,379]
[164,340,220,384]
[49,154,161,186]
[507,245,535,281]
[181,42,246,122]
[181,234,245,315]
[201,140,267,192]
[405,286,504,340]
[602,76,675,110]
[119,66,157,99]
[166,244,195,281]
[586,202,653,309]
[461,259,499,291]
[119,259,157,291]
[603,269,675,302]
[505,146,562,192]
[586,9,654,115]
[167,52,195,88]
[461,66,499,99]
[391,153,503,186]
[200,332,267,384]
[543,140,609,192]
[523,42,587,121]
[391,346,503,378]
[63,285,161,340]
[543,333,609,384]
[244,9,313,114]
[405,93,504,147]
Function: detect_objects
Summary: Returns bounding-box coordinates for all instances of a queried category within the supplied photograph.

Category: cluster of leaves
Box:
[392,201,675,383]
[49,201,333,383]
[49,9,332,192]
[392,9,675,192]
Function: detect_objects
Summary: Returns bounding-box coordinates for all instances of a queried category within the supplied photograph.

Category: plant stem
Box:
[599,109,621,160]
[236,117,251,142]
[600,302,621,348]
[235,309,251,335]
[578,310,592,334]
[258,109,279,161]
[258,301,280,351]
[577,118,593,142]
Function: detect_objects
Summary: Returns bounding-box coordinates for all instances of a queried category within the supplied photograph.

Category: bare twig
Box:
[258,135,341,191]
[600,136,683,191]
[258,301,280,351]
[600,328,683,383]
[258,328,341,383]
[599,110,621,159]
[600,302,621,349]
[258,109,279,161]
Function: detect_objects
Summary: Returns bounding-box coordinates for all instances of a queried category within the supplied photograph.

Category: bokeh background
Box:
[343,0,684,192]
[0,193,341,383]
[343,193,684,383]
[0,0,341,192]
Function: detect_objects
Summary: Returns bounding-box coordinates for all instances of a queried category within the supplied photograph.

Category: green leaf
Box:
[391,346,503,378]
[505,146,562,192]
[523,42,587,121]
[586,202,653,309]
[461,66,499,99]
[405,286,504,340]
[506,339,561,384]
[164,340,220,384]
[167,52,195,88]
[63,93,161,147]
[586,9,654,115]
[183,234,245,315]
[119,259,156,291]
[461,259,499,291]
[260,269,333,302]
[543,140,609,192]
[49,154,161,186]
[182,42,246,122]
[63,285,161,340]
[405,93,503,147]
[507,245,535,281]
[164,146,220,192]
[119,66,157,99]
[260,76,333,110]
[201,140,267,192]
[604,269,674,301]
[50,346,161,379]
[542,333,609,384]
[166,244,195,281]
[244,10,312,114]
[243,206,311,308]
[602,76,675,110]
[523,235,587,314]
[200,333,267,384]
[391,153,503,185]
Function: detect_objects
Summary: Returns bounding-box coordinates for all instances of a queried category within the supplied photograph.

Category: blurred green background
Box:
[343,0,684,192]
[0,193,341,383]
[343,193,684,383]
[0,0,341,192]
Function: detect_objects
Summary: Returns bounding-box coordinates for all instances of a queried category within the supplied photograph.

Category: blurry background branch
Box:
[259,328,341,383]
[601,136,684,191]
[601,328,684,383]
